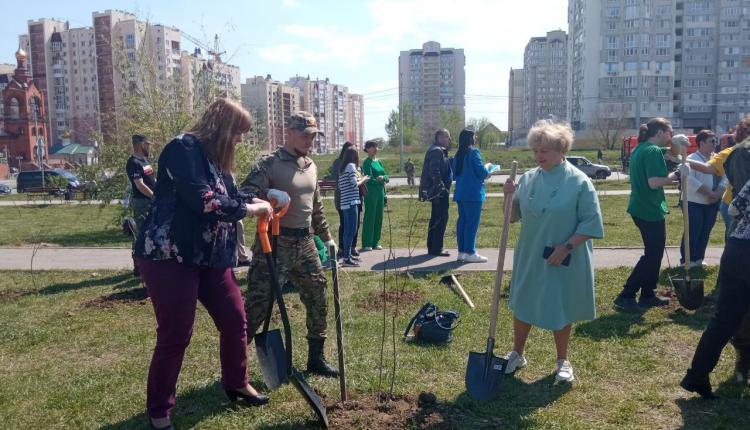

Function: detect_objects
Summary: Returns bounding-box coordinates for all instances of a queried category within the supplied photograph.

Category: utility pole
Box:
[399,104,404,173]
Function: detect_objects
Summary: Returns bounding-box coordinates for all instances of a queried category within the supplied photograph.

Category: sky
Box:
[0,0,569,140]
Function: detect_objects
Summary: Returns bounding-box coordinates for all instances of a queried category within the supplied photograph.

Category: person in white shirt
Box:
[680,129,727,267]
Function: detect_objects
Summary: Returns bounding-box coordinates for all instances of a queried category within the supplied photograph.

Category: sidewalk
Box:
[0,246,722,272]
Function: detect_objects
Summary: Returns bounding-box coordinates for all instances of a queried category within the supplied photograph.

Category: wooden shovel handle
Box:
[488,161,518,338]
[681,166,691,279]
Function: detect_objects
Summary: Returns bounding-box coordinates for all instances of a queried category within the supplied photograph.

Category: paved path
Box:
[0,246,722,272]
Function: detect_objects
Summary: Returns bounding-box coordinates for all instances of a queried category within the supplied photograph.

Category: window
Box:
[9,97,20,119]
[126,34,135,49]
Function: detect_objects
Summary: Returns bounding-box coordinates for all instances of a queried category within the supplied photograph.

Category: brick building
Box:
[0,48,50,176]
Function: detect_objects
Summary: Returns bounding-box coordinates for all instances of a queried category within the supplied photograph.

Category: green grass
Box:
[0,191,722,250]
[1,268,747,429]
[312,148,622,178]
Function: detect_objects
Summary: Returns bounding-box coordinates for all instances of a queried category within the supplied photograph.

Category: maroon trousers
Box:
[138,258,249,419]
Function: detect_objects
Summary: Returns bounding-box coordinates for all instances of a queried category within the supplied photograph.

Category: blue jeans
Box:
[456,200,483,255]
[720,201,731,233]
[341,205,359,259]
[680,201,719,264]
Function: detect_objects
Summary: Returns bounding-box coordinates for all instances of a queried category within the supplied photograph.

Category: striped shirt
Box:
[729,178,750,241]
[337,163,361,210]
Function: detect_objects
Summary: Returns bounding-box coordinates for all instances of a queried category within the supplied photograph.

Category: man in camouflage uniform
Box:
[241,111,339,377]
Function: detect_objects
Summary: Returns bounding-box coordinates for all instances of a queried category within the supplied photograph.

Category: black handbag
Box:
[403,302,459,343]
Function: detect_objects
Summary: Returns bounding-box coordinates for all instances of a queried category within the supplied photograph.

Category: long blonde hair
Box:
[189,98,252,172]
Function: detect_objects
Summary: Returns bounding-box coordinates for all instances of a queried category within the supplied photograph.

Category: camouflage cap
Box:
[288,111,324,136]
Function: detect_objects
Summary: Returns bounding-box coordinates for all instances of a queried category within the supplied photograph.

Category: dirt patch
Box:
[0,289,32,303]
[85,287,149,309]
[328,392,503,429]
[356,289,422,315]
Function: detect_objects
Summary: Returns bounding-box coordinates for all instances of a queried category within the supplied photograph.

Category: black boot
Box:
[306,338,339,377]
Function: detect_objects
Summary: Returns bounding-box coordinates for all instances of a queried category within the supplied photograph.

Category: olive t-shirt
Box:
[627,141,669,221]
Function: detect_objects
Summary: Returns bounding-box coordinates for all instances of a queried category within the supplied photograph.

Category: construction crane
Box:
[181,32,226,63]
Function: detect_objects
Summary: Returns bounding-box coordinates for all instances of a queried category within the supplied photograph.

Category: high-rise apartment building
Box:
[241,75,300,151]
[523,30,568,128]
[398,41,466,140]
[182,49,241,107]
[346,93,364,148]
[568,0,749,133]
[286,76,363,153]
[22,19,99,145]
[508,68,526,144]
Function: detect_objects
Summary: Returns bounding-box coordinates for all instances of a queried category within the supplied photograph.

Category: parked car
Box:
[566,156,611,179]
[0,183,11,195]
[16,168,81,193]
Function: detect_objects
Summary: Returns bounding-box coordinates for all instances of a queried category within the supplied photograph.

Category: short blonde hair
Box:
[527,120,574,153]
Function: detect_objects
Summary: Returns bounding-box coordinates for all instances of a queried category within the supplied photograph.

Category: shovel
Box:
[257,214,329,428]
[465,161,518,401]
[254,203,289,390]
[670,166,704,310]
[328,244,348,401]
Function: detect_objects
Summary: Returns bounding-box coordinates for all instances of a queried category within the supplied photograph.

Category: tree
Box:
[384,103,420,147]
[592,105,629,150]
[440,108,465,145]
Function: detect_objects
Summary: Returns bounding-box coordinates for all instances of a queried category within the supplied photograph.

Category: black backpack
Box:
[403,303,459,343]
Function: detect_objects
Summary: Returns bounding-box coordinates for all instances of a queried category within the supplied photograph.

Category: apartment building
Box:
[398,41,466,140]
[182,49,241,108]
[508,68,526,144]
[241,75,300,151]
[568,0,750,133]
[523,30,568,128]
[346,93,364,149]
[286,76,363,153]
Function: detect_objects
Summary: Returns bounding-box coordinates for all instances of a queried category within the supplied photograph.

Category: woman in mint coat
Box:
[502,120,604,384]
[361,140,389,250]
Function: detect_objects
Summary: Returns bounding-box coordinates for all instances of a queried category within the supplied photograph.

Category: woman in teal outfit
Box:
[502,120,604,383]
[361,140,389,250]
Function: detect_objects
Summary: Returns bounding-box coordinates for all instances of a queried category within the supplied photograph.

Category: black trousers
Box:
[619,216,665,299]
[427,191,450,255]
[688,239,750,378]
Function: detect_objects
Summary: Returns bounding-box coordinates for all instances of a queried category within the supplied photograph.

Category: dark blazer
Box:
[419,144,452,201]
[134,134,254,268]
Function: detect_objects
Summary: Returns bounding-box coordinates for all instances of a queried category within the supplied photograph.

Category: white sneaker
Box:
[555,359,575,383]
[463,253,488,263]
[360,247,372,252]
[504,351,528,374]
[374,245,383,250]
[457,252,467,261]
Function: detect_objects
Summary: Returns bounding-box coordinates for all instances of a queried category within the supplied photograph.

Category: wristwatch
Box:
[564,242,574,251]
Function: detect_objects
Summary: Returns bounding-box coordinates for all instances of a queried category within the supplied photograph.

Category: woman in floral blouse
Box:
[134,98,273,430]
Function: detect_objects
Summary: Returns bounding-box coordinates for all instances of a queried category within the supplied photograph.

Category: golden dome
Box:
[15,48,27,61]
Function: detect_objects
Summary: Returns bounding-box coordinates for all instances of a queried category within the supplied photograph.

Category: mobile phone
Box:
[543,246,571,266]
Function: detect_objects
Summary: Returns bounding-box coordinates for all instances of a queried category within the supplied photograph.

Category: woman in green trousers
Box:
[361,140,389,250]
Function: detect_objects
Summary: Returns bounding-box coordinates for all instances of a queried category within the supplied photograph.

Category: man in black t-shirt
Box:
[126,135,155,276]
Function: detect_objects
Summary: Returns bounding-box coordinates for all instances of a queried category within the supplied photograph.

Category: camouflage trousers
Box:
[246,234,328,340]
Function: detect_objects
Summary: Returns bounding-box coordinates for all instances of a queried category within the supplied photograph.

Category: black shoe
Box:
[350,255,361,261]
[225,389,269,406]
[639,295,670,308]
[614,296,643,313]
[306,339,340,377]
[342,258,359,267]
[350,249,360,257]
[148,416,174,430]
[237,260,251,267]
[429,251,450,257]
[680,372,715,399]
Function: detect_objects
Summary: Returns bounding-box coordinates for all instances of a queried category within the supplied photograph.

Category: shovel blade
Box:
[290,367,329,428]
[670,276,705,311]
[465,351,507,401]
[254,329,288,390]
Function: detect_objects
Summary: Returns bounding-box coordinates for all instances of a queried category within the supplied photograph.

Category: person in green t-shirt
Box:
[614,118,682,313]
